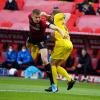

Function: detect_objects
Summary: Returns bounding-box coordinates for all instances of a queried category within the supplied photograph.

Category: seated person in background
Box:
[17,45,34,70]
[76,0,96,15]
[4,0,18,10]
[2,45,17,69]
[74,48,93,82]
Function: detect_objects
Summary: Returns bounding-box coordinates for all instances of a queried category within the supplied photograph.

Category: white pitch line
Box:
[0,89,100,97]
[0,89,45,93]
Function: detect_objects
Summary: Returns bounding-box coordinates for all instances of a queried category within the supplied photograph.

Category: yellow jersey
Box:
[54,13,70,46]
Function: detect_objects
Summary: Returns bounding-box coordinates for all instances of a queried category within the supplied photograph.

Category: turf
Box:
[0,76,100,100]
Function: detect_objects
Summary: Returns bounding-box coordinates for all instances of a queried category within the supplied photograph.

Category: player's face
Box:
[59,16,65,25]
[82,49,87,56]
[32,14,41,23]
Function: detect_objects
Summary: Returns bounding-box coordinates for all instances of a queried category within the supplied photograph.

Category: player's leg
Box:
[55,41,75,90]
[40,48,54,91]
[56,60,72,81]
[49,45,64,92]
[57,65,75,90]
[50,59,59,92]
[65,41,75,90]
[56,61,75,90]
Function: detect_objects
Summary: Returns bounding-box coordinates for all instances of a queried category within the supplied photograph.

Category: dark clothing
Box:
[75,53,93,77]
[28,14,48,43]
[65,56,75,74]
[45,63,54,85]
[96,59,100,75]
[83,5,96,15]
[76,2,96,15]
[4,0,18,10]
[75,64,88,77]
[66,56,75,68]
[76,2,87,10]
[17,62,34,70]
[96,59,100,70]
[2,61,18,69]
[97,7,100,15]
[78,54,91,66]
[27,37,47,49]
[89,0,99,3]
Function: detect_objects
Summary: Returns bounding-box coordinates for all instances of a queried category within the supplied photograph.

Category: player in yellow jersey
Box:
[27,9,67,92]
[50,13,75,92]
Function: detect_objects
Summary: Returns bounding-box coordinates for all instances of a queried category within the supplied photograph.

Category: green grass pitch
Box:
[0,76,100,100]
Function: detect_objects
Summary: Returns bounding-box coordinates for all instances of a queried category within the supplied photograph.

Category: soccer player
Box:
[50,13,75,92]
[27,9,66,90]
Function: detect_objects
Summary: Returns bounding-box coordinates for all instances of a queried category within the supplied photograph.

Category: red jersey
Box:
[28,14,47,42]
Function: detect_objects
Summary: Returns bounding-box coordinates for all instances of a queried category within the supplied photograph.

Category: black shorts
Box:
[27,37,47,49]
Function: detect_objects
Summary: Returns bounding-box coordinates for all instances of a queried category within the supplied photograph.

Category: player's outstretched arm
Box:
[47,22,67,39]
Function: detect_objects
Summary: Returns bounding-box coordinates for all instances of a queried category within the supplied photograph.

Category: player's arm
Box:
[46,22,67,39]
[63,13,71,37]
[64,13,71,23]
[40,12,51,19]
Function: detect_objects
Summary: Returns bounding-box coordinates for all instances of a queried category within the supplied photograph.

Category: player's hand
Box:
[63,34,69,39]
[18,61,22,64]
[41,12,51,18]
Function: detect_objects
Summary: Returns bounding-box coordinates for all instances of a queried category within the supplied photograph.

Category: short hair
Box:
[32,9,41,15]
[53,6,59,10]
[51,10,61,16]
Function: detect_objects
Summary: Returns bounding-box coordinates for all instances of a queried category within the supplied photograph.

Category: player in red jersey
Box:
[27,9,67,91]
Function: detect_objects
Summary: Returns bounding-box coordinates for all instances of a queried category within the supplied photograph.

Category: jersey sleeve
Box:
[46,21,51,28]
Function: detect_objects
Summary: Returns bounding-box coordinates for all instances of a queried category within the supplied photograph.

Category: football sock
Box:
[45,63,54,85]
[57,66,71,82]
[51,65,58,86]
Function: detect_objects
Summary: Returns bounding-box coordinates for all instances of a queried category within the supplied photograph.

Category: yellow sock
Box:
[57,66,71,82]
[51,65,58,86]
